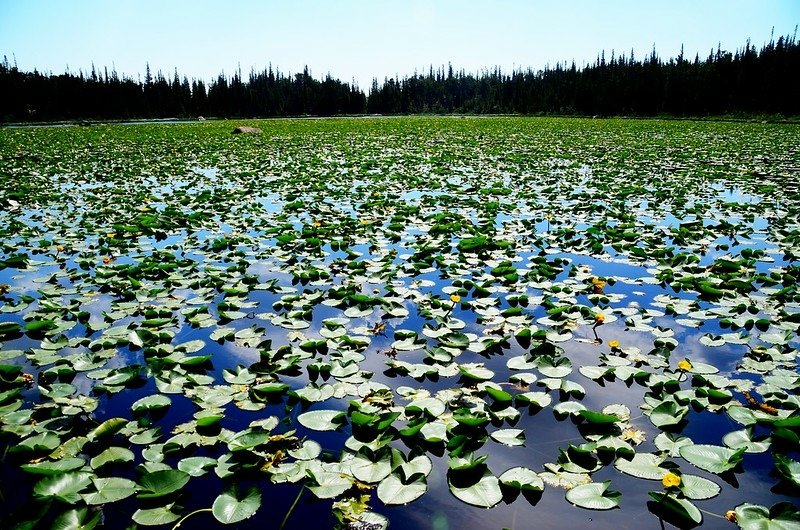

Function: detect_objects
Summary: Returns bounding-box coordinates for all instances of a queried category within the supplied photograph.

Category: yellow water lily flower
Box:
[591,277,606,288]
[56,245,64,252]
[450,294,461,303]
[106,232,116,238]
[608,340,620,349]
[102,256,111,264]
[725,510,737,523]
[594,313,605,324]
[313,221,322,227]
[662,472,681,488]
[677,358,693,371]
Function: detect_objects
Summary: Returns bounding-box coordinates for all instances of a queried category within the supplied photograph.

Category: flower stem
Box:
[170,508,212,530]
[279,485,305,530]
[697,507,727,520]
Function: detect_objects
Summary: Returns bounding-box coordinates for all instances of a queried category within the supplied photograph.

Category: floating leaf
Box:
[579,410,620,424]
[498,467,544,492]
[722,428,771,453]
[647,491,702,527]
[33,472,93,503]
[82,477,139,505]
[649,400,688,429]
[178,456,218,477]
[734,502,800,530]
[516,391,552,408]
[448,469,503,508]
[679,444,745,474]
[614,453,668,480]
[351,452,393,483]
[213,485,262,524]
[90,446,135,469]
[565,481,621,510]
[137,469,191,499]
[132,505,181,526]
[457,363,495,381]
[22,457,86,476]
[679,474,720,500]
[773,453,800,488]
[377,473,428,505]
[307,470,352,499]
[297,409,347,431]
[490,428,526,446]
[52,507,101,530]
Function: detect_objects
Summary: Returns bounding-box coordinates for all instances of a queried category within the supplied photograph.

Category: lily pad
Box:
[212,485,262,524]
[297,409,347,431]
[679,444,745,474]
[448,469,503,508]
[565,481,621,510]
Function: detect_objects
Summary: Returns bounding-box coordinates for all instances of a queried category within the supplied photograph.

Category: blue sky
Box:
[1,1,797,89]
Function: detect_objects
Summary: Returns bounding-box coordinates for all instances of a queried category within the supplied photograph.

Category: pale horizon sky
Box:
[1,0,798,90]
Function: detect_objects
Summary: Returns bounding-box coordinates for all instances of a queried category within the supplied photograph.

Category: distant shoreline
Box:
[3,113,799,129]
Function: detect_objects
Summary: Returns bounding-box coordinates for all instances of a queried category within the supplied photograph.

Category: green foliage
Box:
[1,117,799,529]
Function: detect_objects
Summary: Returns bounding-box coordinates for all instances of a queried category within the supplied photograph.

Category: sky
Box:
[1,0,798,90]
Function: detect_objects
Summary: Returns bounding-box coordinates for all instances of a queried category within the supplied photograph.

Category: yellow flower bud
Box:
[677,359,693,371]
[450,294,461,304]
[662,472,681,488]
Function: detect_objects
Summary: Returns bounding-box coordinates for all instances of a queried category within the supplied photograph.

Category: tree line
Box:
[1,31,798,122]
[0,63,366,122]
[367,31,799,116]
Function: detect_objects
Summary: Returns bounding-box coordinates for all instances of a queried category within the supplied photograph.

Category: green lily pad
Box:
[132,505,181,526]
[734,502,800,530]
[90,446,135,469]
[723,428,771,453]
[137,469,191,499]
[52,507,101,530]
[377,472,428,505]
[490,428,526,446]
[565,481,621,510]
[679,474,720,500]
[33,471,93,503]
[448,469,503,508]
[297,409,347,431]
[647,491,702,527]
[614,453,668,480]
[22,457,86,476]
[82,477,139,505]
[679,444,745,474]
[498,467,544,492]
[212,485,262,524]
[773,453,800,488]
